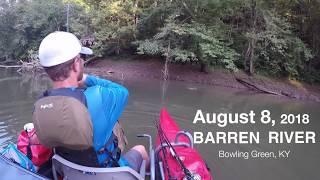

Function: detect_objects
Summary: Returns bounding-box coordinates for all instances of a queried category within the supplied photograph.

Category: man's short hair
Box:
[43,58,75,81]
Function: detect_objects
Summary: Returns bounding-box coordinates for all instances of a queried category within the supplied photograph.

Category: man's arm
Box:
[83,74,129,123]
[82,74,124,89]
[83,74,129,156]
[99,84,129,130]
[84,74,129,121]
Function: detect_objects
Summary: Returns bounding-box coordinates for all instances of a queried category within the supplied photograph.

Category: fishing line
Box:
[161,41,170,106]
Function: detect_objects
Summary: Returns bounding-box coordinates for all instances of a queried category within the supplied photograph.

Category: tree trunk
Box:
[244,41,251,73]
[200,62,208,73]
[244,0,257,76]
[116,37,120,55]
[249,37,256,75]
[133,0,139,25]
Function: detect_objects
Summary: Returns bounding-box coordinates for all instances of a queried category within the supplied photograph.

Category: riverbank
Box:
[86,56,320,102]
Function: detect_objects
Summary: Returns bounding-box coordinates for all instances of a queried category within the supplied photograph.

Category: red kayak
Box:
[156,108,212,180]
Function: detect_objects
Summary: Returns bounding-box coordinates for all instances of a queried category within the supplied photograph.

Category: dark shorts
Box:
[123,149,143,172]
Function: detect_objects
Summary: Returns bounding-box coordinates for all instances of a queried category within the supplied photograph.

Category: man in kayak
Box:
[32,31,148,171]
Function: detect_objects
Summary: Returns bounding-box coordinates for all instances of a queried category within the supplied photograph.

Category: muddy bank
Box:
[85,57,320,102]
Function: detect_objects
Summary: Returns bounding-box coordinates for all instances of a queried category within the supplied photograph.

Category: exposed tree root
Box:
[235,76,284,96]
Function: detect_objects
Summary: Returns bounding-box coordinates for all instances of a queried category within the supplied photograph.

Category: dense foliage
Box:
[1,0,320,82]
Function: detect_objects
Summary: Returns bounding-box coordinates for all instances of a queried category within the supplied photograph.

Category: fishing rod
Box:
[158,39,199,180]
[156,121,174,180]
[156,122,195,180]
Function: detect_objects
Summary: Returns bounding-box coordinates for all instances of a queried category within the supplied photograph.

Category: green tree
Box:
[225,0,313,78]
[79,0,143,56]
[0,0,67,61]
[0,0,20,60]
[135,0,240,72]
[0,0,319,82]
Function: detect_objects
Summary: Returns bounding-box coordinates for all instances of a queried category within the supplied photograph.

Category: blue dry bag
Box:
[1,143,36,172]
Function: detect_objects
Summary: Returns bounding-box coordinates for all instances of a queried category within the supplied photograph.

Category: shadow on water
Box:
[0,69,319,180]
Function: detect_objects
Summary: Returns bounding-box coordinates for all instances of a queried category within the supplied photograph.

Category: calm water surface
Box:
[0,69,319,180]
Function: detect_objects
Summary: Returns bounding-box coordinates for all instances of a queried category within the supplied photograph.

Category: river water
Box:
[0,69,319,180]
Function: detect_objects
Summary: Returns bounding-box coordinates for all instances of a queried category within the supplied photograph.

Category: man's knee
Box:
[132,145,148,160]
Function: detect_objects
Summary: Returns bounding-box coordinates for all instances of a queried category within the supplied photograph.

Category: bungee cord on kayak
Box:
[157,121,173,180]
[156,123,196,180]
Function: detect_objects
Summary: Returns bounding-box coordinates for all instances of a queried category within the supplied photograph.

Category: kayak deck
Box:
[155,108,212,180]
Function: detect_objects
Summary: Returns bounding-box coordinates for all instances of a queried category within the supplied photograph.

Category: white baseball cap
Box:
[39,31,93,67]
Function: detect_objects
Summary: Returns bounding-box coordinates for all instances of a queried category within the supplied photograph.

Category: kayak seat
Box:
[52,154,146,180]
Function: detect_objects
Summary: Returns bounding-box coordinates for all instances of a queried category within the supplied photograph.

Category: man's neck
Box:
[52,78,78,89]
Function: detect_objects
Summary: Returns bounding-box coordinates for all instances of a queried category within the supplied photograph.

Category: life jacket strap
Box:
[97,133,121,167]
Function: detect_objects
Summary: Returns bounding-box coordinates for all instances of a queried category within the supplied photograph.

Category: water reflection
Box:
[0,69,50,148]
[19,72,50,97]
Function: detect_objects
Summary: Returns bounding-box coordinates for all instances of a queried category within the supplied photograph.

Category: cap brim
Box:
[80,47,93,55]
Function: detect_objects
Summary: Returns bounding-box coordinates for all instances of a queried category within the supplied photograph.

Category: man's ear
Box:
[72,59,79,72]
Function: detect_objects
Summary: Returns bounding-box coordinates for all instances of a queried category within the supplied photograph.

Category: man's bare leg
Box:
[132,145,149,168]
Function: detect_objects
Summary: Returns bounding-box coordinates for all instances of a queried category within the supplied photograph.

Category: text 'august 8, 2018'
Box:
[192,109,317,144]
